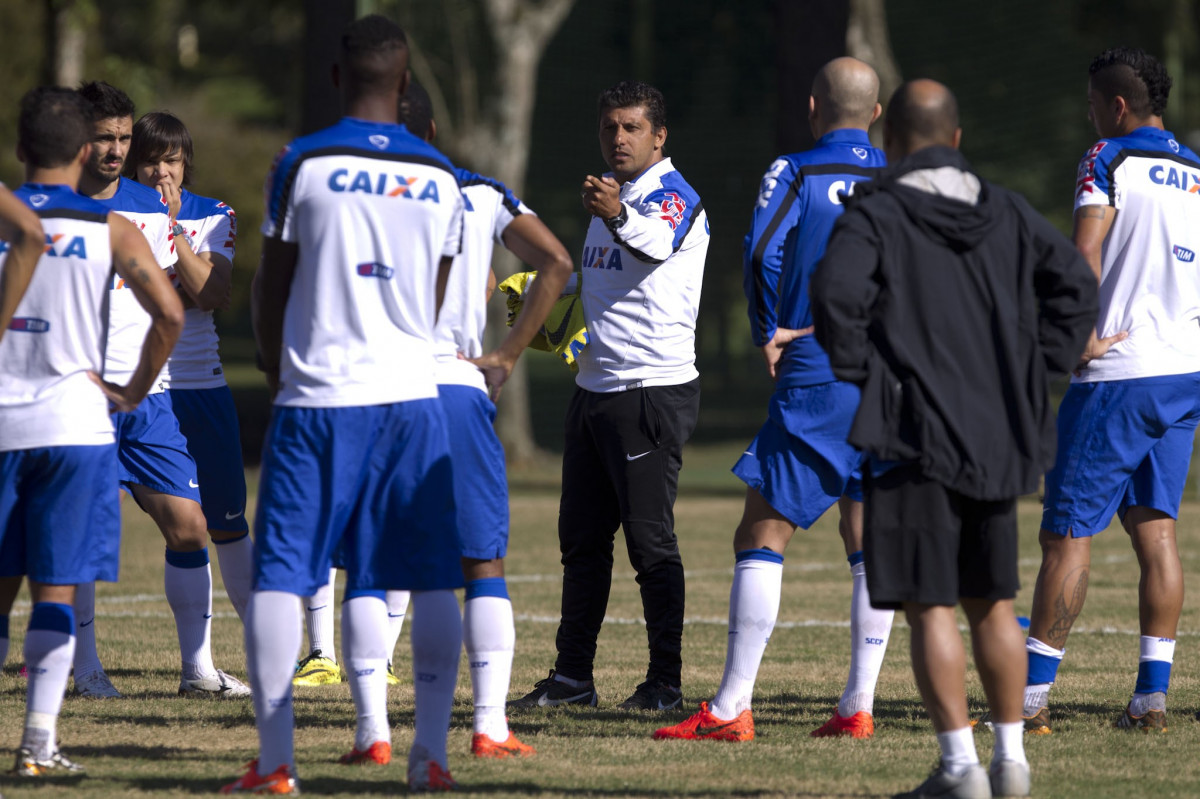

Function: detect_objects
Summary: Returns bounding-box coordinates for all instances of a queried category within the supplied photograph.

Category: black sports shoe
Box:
[618,678,682,711]
[508,669,598,709]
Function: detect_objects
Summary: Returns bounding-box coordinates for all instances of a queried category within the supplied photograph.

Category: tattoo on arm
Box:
[1078,206,1110,219]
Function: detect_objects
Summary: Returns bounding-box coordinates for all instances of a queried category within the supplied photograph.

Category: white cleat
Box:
[178,669,251,698]
[73,669,123,698]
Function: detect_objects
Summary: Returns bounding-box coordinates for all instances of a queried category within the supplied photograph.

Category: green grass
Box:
[3,446,1200,797]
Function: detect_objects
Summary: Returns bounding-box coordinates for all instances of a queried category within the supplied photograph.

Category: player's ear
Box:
[869,102,882,126]
[654,125,667,151]
[951,128,963,150]
[427,118,438,144]
[398,68,411,98]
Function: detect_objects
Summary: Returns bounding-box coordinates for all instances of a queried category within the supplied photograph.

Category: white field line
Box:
[7,559,1194,636]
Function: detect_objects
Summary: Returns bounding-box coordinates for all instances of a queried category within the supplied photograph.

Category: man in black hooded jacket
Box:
[811,80,1096,799]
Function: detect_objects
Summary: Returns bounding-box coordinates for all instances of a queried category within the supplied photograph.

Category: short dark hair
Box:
[340,14,408,90]
[884,80,960,151]
[398,80,434,140]
[77,80,135,121]
[19,86,95,169]
[1089,47,1172,118]
[597,81,667,131]
[126,112,194,186]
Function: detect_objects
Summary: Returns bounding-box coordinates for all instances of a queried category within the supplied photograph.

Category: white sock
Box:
[164,547,216,680]
[386,589,410,662]
[343,595,391,750]
[410,590,462,767]
[72,581,102,678]
[246,590,301,775]
[304,568,338,662]
[213,533,254,622]
[935,726,979,777]
[23,603,75,760]
[839,559,894,716]
[464,590,514,741]
[710,553,782,720]
[991,721,1028,767]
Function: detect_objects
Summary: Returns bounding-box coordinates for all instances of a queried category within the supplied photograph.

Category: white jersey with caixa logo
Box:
[160,189,237,389]
[433,168,533,392]
[262,117,464,408]
[0,184,114,451]
[1073,126,1200,382]
[97,177,176,391]
[576,157,709,393]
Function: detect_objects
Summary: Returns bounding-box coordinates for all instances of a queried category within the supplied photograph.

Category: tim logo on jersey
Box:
[7,317,50,333]
[328,169,443,202]
[357,262,394,279]
[1173,244,1195,263]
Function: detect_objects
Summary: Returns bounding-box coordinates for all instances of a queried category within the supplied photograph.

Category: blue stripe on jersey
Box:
[455,167,524,218]
[13,183,109,220]
[91,177,169,215]
[1077,127,1200,204]
[741,129,885,387]
[177,188,233,220]
[265,117,457,237]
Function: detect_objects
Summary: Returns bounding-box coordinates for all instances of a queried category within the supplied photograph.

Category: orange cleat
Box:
[652,701,754,742]
[219,760,299,795]
[472,731,535,758]
[408,758,457,792]
[339,740,391,765]
[810,709,875,739]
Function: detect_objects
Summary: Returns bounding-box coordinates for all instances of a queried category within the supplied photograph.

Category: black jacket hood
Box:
[850,146,1000,253]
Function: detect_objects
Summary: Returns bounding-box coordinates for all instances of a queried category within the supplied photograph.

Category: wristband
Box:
[603,204,628,234]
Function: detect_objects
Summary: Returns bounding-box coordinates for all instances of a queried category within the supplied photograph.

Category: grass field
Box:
[3,443,1200,797]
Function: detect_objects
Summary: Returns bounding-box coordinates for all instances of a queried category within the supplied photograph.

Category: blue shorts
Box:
[0,445,121,584]
[166,387,248,532]
[732,382,864,529]
[1043,373,1200,537]
[254,400,462,596]
[114,393,202,503]
[439,385,509,560]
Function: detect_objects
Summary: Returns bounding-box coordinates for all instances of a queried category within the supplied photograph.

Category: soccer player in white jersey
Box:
[74,80,249,700]
[1023,47,1200,734]
[126,111,253,621]
[390,81,571,759]
[222,16,465,795]
[0,183,45,344]
[0,86,182,777]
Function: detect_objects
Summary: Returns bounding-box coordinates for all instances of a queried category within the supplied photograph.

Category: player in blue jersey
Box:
[0,183,45,344]
[1022,47,1200,734]
[222,17,465,795]
[126,111,253,623]
[1,86,182,778]
[73,81,249,701]
[655,57,892,744]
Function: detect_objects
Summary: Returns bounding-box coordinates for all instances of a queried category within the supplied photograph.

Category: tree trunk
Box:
[45,0,89,88]
[846,0,902,146]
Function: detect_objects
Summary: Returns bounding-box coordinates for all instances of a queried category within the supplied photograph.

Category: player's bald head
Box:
[812,57,880,129]
[884,79,960,156]
[339,15,409,97]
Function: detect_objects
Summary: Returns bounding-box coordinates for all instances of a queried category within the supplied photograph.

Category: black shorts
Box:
[863,463,1019,609]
